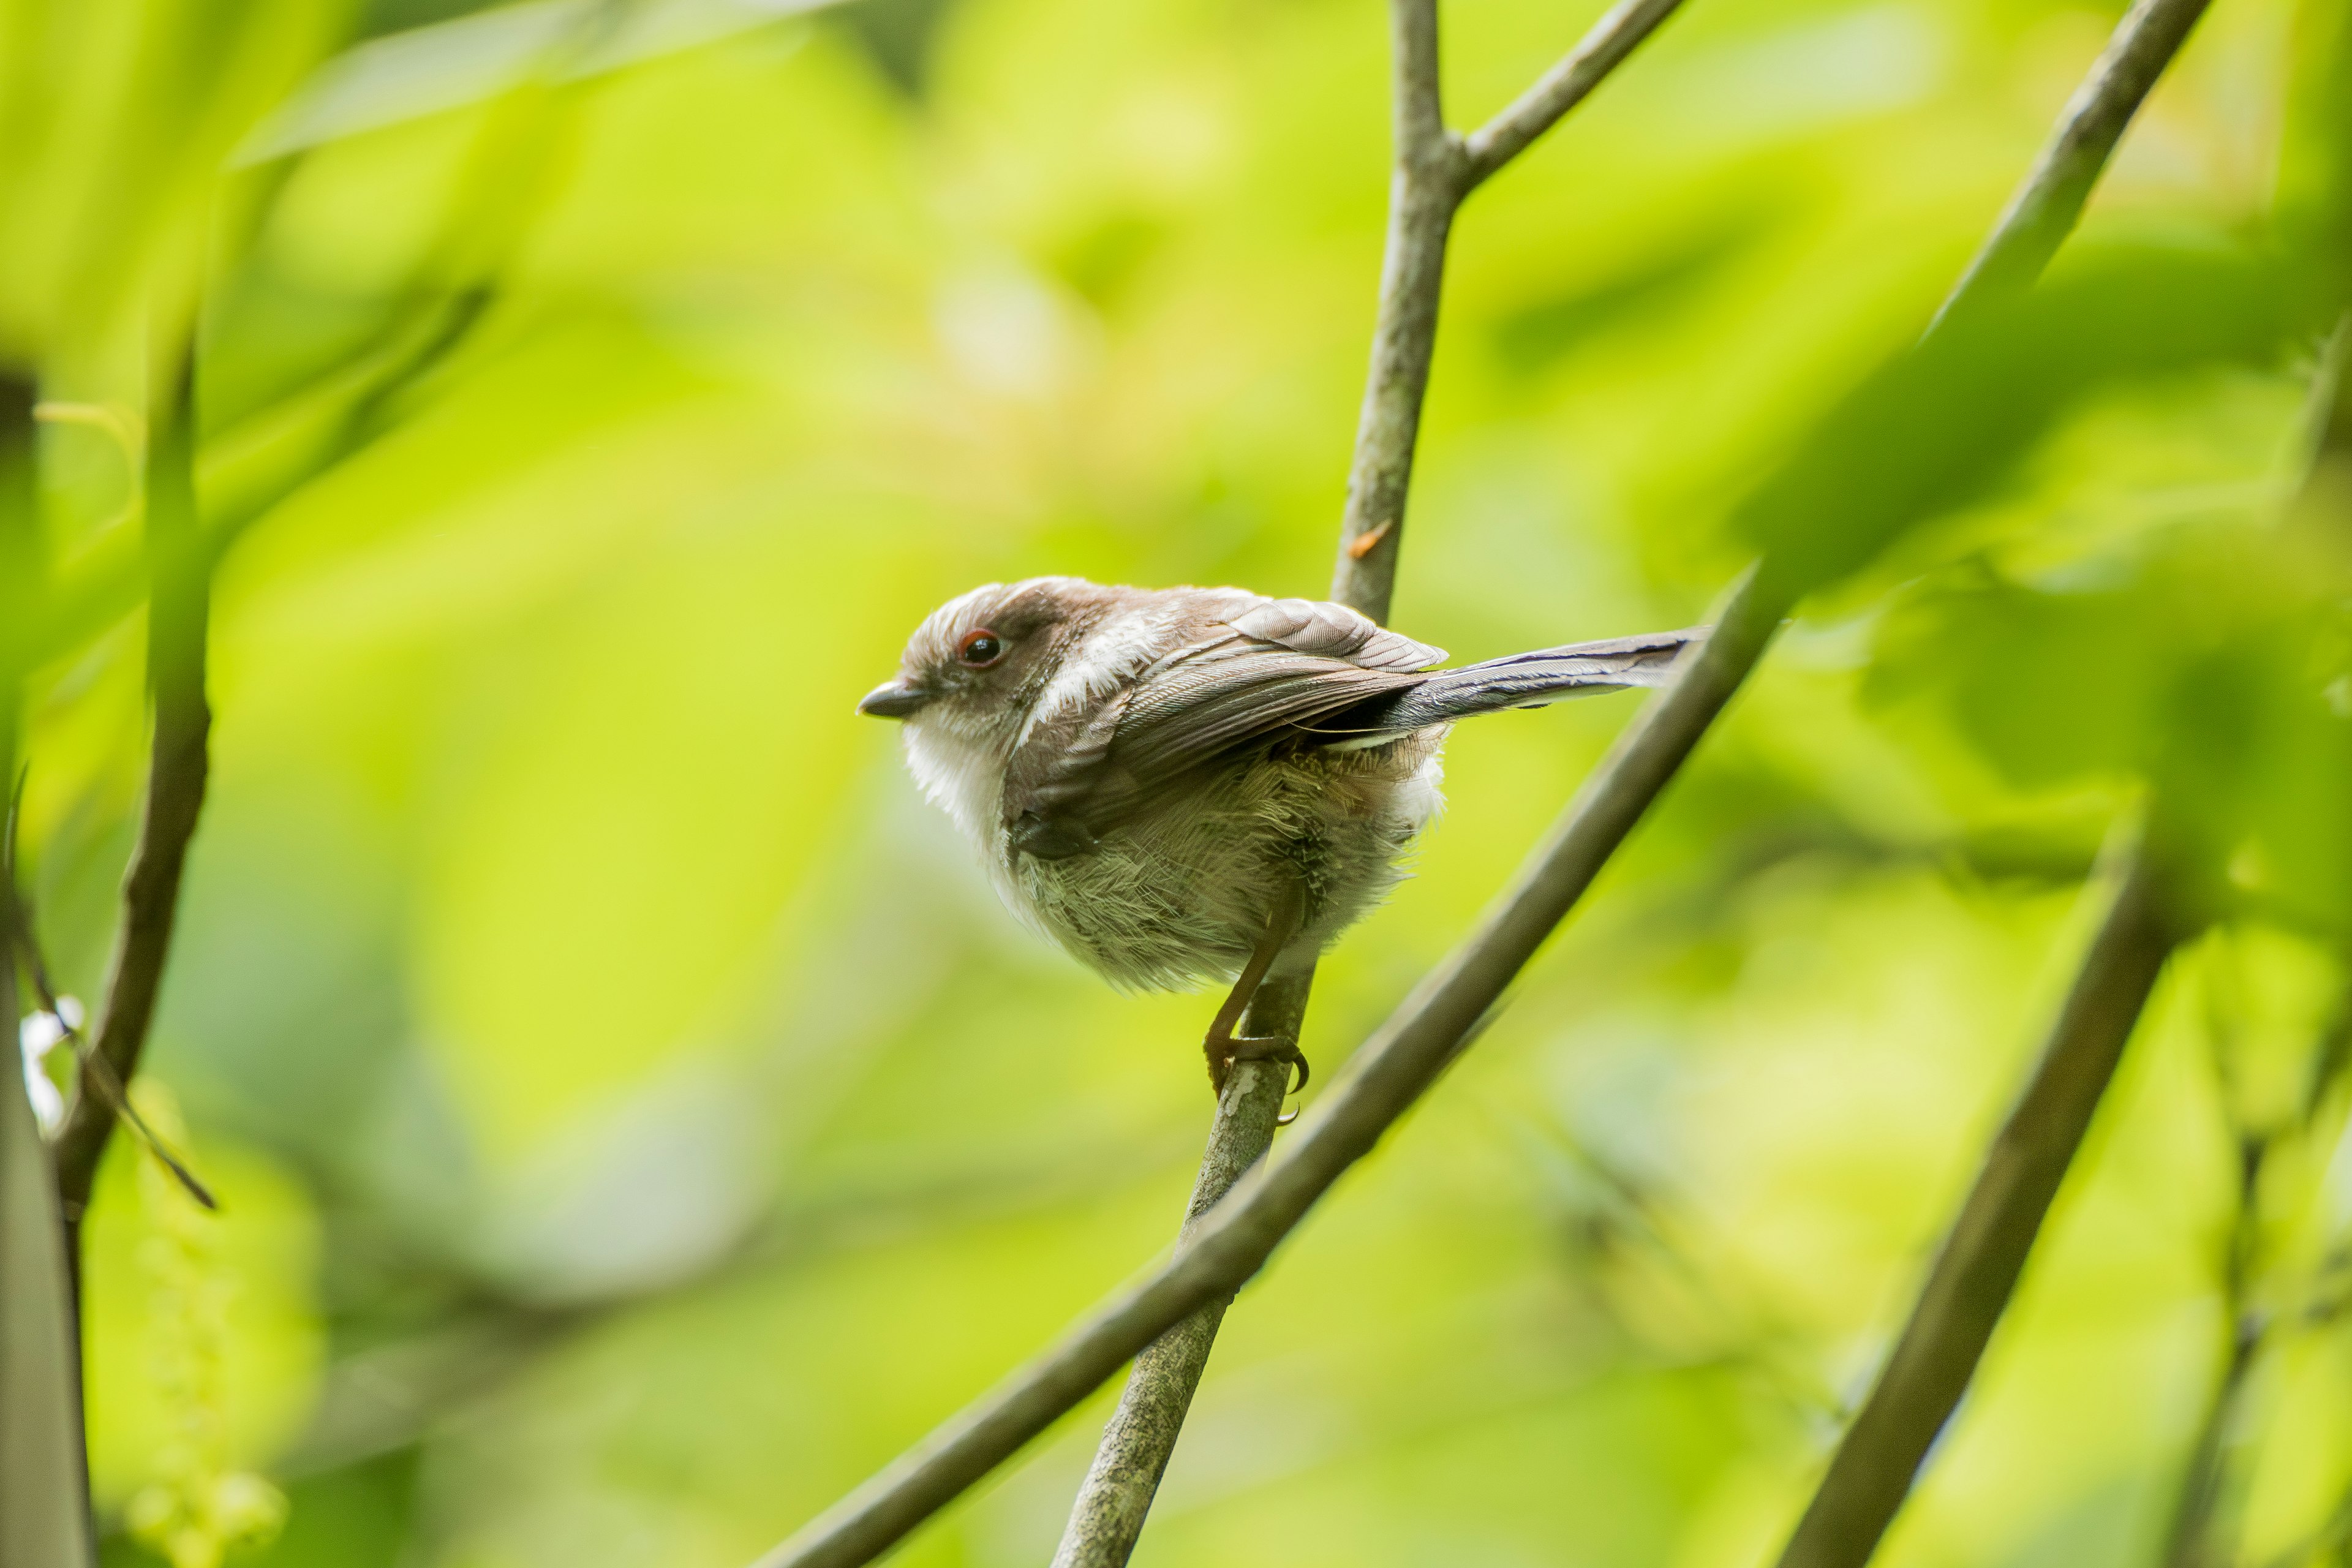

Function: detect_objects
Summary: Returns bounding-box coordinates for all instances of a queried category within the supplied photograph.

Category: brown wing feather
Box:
[1107,649,1419,785]
[1000,593,1438,846]
[1222,597,1446,671]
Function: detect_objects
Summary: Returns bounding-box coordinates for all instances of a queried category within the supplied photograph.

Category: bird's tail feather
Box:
[1333,627,1703,737]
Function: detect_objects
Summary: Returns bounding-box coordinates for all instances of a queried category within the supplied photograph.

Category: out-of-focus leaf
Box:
[1869,524,2352,932]
[236,0,845,162]
[2278,0,2352,278]
[0,0,354,361]
[1739,245,2323,598]
[80,1118,326,1515]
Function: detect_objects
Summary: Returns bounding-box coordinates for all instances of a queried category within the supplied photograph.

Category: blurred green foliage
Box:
[4,0,2351,1563]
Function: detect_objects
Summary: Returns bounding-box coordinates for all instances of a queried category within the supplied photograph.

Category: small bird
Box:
[859,577,1702,1097]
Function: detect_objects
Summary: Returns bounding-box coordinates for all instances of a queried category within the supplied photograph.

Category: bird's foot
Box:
[1207,1033,1311,1124]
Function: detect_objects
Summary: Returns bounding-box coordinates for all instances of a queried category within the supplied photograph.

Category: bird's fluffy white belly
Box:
[1016,734,1446,992]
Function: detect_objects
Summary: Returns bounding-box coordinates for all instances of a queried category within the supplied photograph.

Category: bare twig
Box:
[1458,0,1688,187]
[2161,1131,2266,1568]
[1773,843,2182,1568]
[1050,979,1303,1568]
[757,0,2206,1556]
[1755,2,2220,1555]
[49,332,215,1226]
[1327,0,1457,623]
[1932,0,2214,330]
[1329,0,1687,619]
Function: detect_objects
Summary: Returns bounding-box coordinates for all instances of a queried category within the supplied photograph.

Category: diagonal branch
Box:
[48,331,215,1227]
[753,0,2203,1557]
[1933,0,2214,328]
[1458,0,1688,188]
[5,823,216,1213]
[1772,839,2182,1568]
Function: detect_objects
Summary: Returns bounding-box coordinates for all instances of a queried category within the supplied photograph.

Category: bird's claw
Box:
[1209,1033,1311,1123]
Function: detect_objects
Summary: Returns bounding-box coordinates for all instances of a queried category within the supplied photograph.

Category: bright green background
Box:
[7,0,2352,1562]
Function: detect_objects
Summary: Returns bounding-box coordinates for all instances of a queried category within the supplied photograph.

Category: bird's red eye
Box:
[957,628,1006,666]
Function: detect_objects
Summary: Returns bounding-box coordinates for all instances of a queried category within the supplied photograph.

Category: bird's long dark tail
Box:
[1316,627,1705,742]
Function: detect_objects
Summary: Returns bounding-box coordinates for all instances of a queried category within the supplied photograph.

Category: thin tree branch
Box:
[1329,0,1688,620]
[48,329,215,1226]
[1773,842,2182,1568]
[756,0,2201,1556]
[2160,1131,2267,1568]
[1050,976,1305,1568]
[1458,0,1687,189]
[1932,0,2214,330]
[1329,0,1458,622]
[1755,3,2220,1555]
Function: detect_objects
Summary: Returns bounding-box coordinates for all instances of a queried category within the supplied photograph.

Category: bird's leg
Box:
[1204,881,1309,1099]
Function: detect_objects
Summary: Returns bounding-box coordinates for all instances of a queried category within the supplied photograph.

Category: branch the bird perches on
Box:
[757,0,2217,1559]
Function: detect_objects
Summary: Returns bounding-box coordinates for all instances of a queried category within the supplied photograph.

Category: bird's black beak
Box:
[857,679,932,719]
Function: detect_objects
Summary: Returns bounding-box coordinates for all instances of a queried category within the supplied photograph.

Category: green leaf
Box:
[1740,244,2323,598]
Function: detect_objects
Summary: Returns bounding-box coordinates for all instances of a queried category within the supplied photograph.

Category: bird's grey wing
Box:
[998,598,1437,853]
[1221,595,1447,672]
[1106,644,1421,788]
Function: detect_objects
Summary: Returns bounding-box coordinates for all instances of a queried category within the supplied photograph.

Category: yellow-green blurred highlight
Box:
[88,1088,309,1568]
[1,0,2346,1562]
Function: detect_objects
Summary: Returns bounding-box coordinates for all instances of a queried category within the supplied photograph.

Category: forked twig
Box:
[755,0,2211,1557]
[1327,0,1689,623]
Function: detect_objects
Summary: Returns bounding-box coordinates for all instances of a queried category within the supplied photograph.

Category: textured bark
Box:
[1050,976,1306,1568]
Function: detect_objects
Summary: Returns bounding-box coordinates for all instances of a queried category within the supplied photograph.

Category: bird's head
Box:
[858,576,1112,753]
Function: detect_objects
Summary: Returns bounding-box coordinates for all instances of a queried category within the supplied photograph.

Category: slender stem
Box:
[1051,975,1307,1568]
[1458,0,1688,188]
[1932,0,2215,330]
[1758,2,2219,1554]
[2161,1133,2267,1568]
[1329,0,1460,622]
[1773,845,2180,1568]
[1325,0,1691,618]
[49,329,214,1224]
